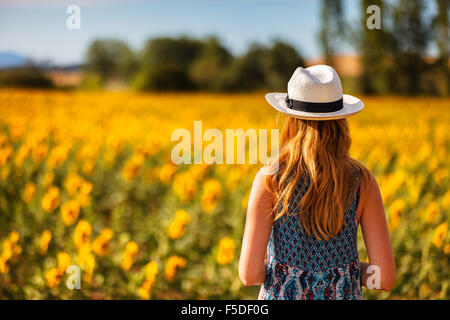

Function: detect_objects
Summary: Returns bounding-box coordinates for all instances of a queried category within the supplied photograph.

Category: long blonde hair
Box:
[265,116,371,240]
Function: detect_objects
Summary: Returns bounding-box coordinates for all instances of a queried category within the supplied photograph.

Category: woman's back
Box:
[239,65,395,299]
[258,171,362,300]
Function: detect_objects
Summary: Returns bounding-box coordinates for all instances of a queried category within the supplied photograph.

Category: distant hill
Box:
[0,52,28,69]
[0,51,83,87]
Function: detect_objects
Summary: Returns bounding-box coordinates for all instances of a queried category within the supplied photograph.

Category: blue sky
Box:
[0,0,436,65]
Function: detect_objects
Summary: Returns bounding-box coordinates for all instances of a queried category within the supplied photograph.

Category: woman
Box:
[239,65,395,300]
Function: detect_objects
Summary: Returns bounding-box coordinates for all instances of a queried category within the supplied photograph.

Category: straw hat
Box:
[265,65,364,120]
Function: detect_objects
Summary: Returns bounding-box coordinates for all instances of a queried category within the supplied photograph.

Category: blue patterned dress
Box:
[258,172,362,300]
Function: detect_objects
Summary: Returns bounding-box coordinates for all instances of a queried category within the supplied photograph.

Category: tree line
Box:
[83,37,305,92]
[84,0,448,95]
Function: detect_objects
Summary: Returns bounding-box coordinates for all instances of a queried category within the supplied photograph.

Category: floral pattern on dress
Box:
[258,255,362,300]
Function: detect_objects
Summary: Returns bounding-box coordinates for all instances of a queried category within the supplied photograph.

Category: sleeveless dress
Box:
[258,171,362,300]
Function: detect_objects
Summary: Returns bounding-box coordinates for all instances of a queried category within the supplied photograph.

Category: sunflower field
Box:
[0,89,448,299]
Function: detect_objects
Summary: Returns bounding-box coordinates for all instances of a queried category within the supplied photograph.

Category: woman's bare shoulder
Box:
[251,166,275,194]
[357,168,378,223]
[247,166,276,214]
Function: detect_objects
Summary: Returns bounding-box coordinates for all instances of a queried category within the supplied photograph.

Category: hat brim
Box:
[265,92,364,120]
